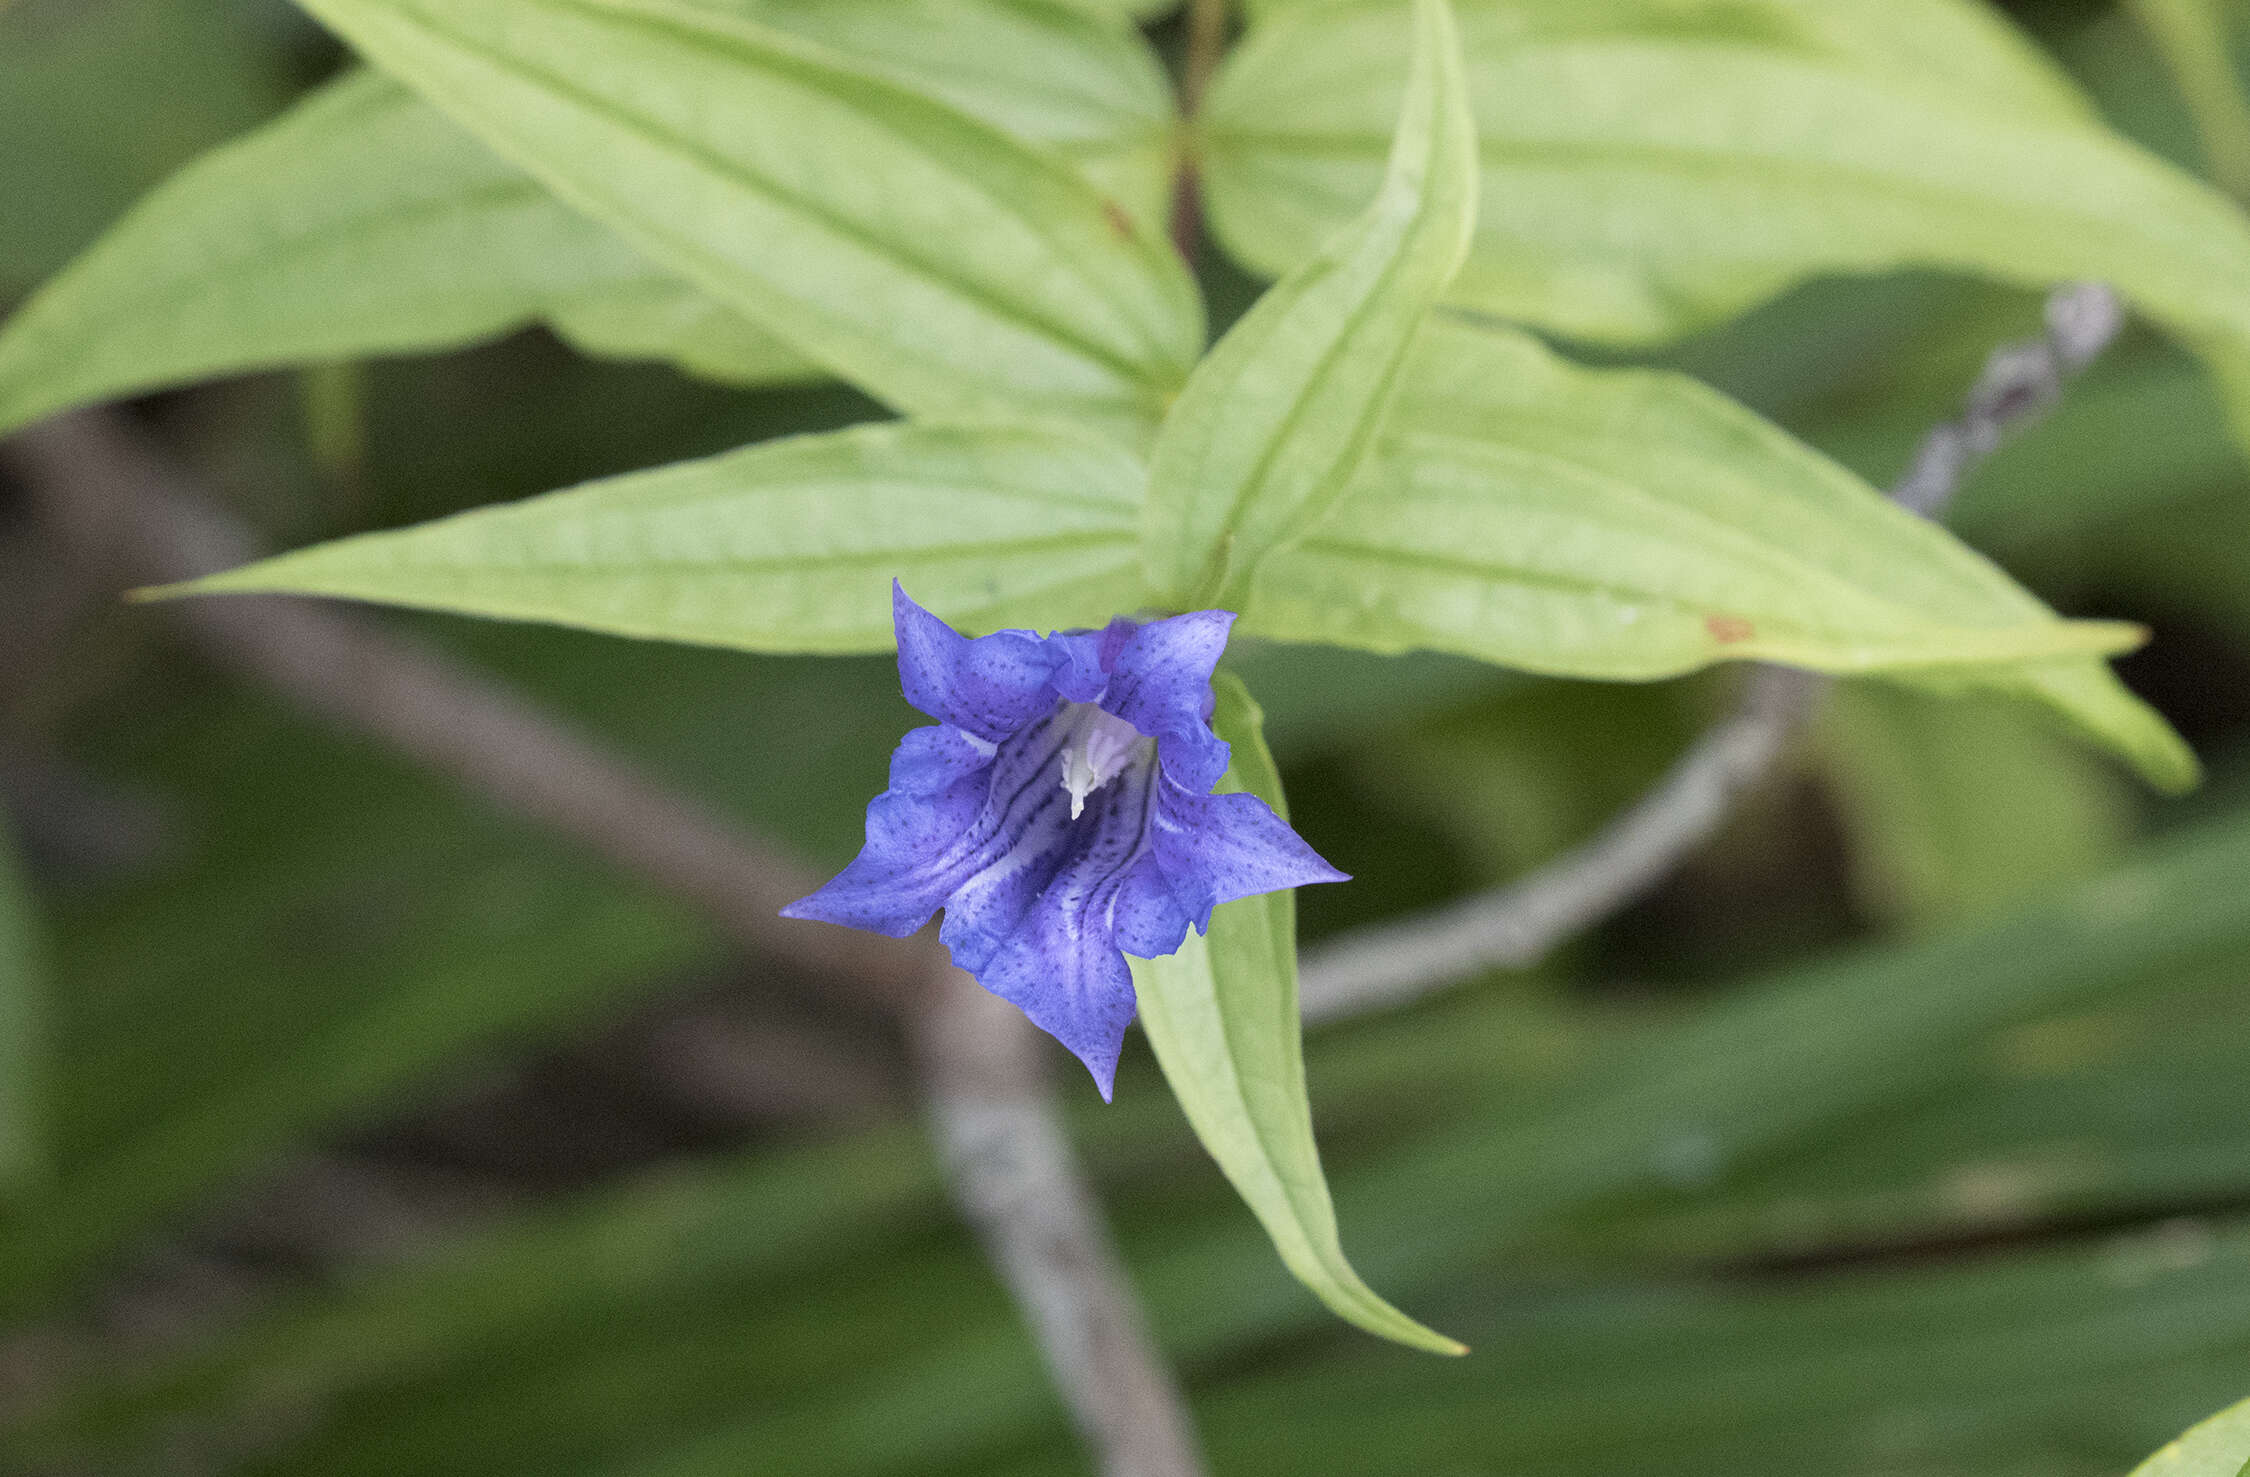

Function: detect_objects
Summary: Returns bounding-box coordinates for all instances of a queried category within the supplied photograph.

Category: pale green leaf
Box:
[1050,0,1176,20]
[1203,0,2250,456]
[158,422,1149,652]
[0,0,1182,436]
[704,0,1177,230]
[0,820,41,1197]
[0,72,817,440]
[1242,318,2197,790]
[1130,673,1463,1356]
[1141,0,1475,607]
[287,0,1202,436]
[1239,0,2101,126]
[2130,1394,2250,1477]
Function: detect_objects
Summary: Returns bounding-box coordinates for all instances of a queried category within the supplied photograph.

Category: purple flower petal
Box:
[892,582,1062,742]
[782,706,1074,939]
[1098,610,1235,792]
[1049,616,1140,705]
[783,591,1348,1098]
[1151,778,1349,932]
[1109,853,1197,960]
[977,901,1140,1099]
[972,761,1163,1098]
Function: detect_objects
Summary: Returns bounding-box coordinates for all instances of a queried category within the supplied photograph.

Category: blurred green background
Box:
[6,1,2250,1472]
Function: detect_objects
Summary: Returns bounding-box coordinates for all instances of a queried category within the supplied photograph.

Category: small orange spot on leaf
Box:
[1705,615,1755,645]
[1100,199,1134,239]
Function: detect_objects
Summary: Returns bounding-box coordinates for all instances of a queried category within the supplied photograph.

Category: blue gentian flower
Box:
[783,584,1347,1098]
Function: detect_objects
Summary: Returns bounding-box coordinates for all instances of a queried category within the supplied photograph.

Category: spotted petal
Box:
[782,708,1073,939]
[785,589,1347,1098]
[1098,610,1236,791]
[1152,778,1350,931]
[975,762,1163,1097]
[891,582,1062,742]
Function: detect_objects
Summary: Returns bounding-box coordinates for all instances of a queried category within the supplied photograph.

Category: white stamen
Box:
[1057,702,1149,819]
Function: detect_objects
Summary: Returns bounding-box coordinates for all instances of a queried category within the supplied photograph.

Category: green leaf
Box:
[158,422,1150,652]
[705,0,1178,232]
[1242,317,2197,790]
[1129,673,1463,1356]
[2129,0,2250,203]
[0,0,1182,436]
[0,72,816,440]
[0,820,43,1197]
[1051,0,1177,20]
[1818,684,2133,930]
[2131,1394,2250,1477]
[1141,0,1475,607]
[1202,0,2250,459]
[286,0,1202,436]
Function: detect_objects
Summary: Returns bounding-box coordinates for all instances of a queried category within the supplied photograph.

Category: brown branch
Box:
[4,410,921,1016]
[912,973,1204,1477]
[1,408,1205,1477]
[1299,282,2130,1024]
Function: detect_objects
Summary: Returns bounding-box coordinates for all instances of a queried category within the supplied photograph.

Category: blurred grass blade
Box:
[0,72,818,441]
[0,821,43,1197]
[285,0,1202,436]
[6,1132,943,1470]
[0,644,910,1317]
[1571,957,2250,1264]
[1188,1227,2250,1477]
[1141,0,1475,608]
[1318,808,2250,1314]
[157,422,1151,650]
[1201,0,2250,461]
[341,803,2250,1476]
[2131,1392,2250,1475]
[1243,317,2194,789]
[1131,674,1462,1356]
[33,811,2250,1471]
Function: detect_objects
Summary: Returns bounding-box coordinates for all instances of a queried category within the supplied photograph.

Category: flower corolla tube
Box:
[783,583,1346,1097]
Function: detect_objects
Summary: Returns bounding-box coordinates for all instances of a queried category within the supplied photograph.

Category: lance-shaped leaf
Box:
[1243,318,2195,790]
[286,0,1202,436]
[1131,674,1463,1356]
[0,72,815,440]
[1202,0,2250,459]
[0,1,1178,437]
[158,422,1150,651]
[1141,0,1475,608]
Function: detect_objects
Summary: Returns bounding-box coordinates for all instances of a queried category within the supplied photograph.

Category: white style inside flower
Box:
[1056,702,1154,820]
